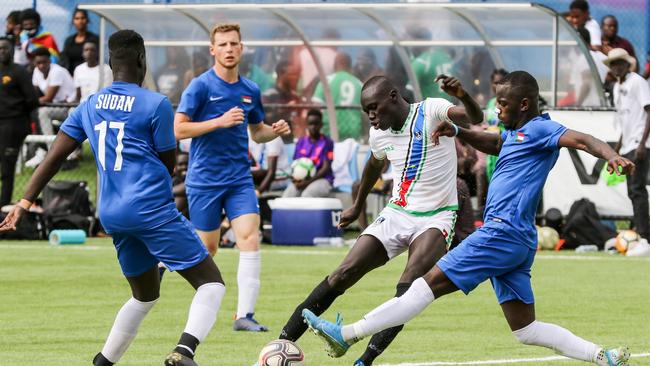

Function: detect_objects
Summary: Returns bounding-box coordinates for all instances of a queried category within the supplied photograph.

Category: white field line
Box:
[0,244,649,261]
[379,352,650,366]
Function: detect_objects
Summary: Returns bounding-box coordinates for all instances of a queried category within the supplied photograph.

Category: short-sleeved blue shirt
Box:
[483,113,567,249]
[60,81,179,233]
[177,69,265,190]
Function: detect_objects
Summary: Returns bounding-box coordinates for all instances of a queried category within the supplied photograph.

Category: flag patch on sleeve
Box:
[515,132,525,143]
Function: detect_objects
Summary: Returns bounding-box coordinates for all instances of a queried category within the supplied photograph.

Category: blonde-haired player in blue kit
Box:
[174,23,290,332]
[304,71,634,366]
[0,30,222,366]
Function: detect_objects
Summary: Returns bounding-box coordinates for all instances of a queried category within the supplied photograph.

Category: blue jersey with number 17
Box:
[60,81,179,233]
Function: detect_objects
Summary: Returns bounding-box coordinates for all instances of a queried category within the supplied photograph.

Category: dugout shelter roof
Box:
[81,2,606,140]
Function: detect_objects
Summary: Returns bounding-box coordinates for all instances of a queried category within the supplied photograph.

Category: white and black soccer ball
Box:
[258,339,305,366]
[291,157,316,181]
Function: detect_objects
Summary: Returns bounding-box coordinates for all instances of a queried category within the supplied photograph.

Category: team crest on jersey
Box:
[373,216,386,226]
[415,131,423,140]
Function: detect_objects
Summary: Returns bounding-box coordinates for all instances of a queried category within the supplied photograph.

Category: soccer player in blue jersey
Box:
[0,30,224,366]
[174,23,290,332]
[303,71,635,366]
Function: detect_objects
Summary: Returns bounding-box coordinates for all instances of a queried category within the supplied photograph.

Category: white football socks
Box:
[101,297,157,363]
[341,277,435,341]
[236,251,261,319]
[183,282,226,342]
[513,320,601,362]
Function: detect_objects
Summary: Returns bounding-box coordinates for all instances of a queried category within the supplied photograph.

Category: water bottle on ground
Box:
[313,237,344,247]
[575,245,599,253]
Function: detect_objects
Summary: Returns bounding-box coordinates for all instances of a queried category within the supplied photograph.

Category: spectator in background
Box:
[4,11,18,40]
[351,160,392,230]
[601,15,637,71]
[73,41,112,102]
[607,48,650,239]
[0,37,38,206]
[353,48,383,83]
[560,28,607,107]
[155,46,189,105]
[408,26,454,100]
[263,59,303,137]
[250,130,291,194]
[32,47,75,136]
[568,0,602,51]
[450,177,475,250]
[19,8,59,64]
[385,47,414,103]
[312,52,363,141]
[283,109,334,198]
[298,28,338,99]
[240,50,275,93]
[183,51,209,88]
[173,152,190,218]
[5,11,27,67]
[60,9,98,75]
[485,68,508,182]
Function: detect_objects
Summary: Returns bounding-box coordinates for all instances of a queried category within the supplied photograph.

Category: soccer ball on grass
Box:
[537,226,559,250]
[258,339,305,366]
[614,230,640,254]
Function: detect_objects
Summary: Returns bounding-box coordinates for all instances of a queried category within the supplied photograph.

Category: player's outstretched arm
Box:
[339,155,384,228]
[248,119,291,143]
[435,75,484,126]
[559,129,635,176]
[0,131,79,232]
[432,121,502,156]
[174,107,245,139]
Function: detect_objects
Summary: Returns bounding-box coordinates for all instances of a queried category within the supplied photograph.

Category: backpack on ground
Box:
[42,181,94,234]
[0,209,46,240]
[561,198,616,249]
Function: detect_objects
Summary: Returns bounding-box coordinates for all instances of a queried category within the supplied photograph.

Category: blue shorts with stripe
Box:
[112,214,209,277]
[186,181,259,232]
[437,225,536,304]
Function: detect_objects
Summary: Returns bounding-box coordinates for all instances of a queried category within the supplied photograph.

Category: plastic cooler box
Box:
[270,197,342,245]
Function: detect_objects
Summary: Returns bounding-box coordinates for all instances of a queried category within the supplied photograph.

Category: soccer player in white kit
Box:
[272,75,483,366]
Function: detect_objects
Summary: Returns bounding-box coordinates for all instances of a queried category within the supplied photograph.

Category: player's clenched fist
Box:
[272,119,291,136]
[217,107,245,128]
[435,74,466,98]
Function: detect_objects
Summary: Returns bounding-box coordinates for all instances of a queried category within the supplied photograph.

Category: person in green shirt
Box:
[240,51,275,93]
[312,52,363,141]
[411,48,455,100]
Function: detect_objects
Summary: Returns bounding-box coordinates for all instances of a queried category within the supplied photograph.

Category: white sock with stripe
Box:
[341,277,435,341]
[183,282,226,341]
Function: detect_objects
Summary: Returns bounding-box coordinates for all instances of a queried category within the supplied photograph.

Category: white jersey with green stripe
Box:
[369,98,458,216]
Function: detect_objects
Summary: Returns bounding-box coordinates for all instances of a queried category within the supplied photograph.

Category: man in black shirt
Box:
[0,36,38,206]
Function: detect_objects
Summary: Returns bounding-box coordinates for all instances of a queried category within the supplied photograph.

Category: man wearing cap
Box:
[605,48,650,239]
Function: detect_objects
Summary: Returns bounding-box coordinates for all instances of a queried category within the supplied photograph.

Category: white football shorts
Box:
[361,207,457,259]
